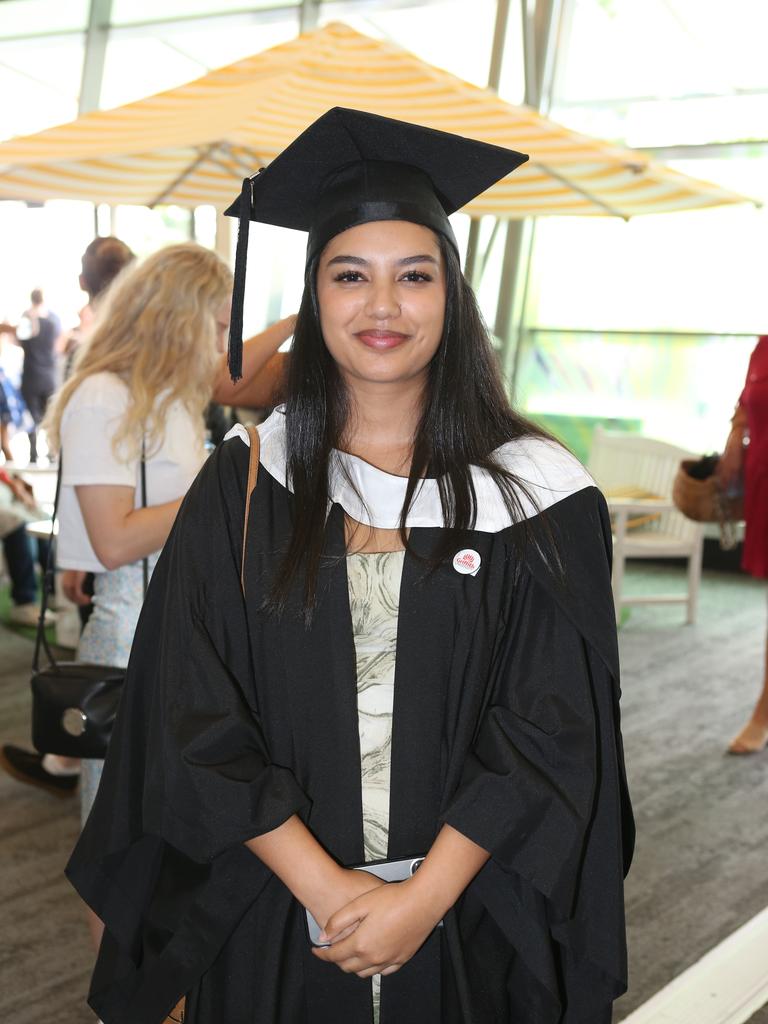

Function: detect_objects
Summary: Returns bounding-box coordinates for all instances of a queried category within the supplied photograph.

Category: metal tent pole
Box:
[299,0,322,32]
[497,0,570,399]
[79,0,112,115]
[80,0,113,234]
[464,0,513,285]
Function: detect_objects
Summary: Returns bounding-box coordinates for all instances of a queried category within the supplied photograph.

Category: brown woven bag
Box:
[672,461,719,522]
[672,459,744,549]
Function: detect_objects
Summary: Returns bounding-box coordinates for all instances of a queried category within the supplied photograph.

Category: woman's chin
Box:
[344,362,428,389]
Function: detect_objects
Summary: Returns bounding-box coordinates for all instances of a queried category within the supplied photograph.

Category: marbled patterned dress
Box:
[346,549,404,1024]
[78,555,157,826]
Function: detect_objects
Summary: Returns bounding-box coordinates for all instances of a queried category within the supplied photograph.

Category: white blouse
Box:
[57,371,205,572]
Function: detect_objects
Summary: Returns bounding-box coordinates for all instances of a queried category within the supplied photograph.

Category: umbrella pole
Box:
[148,142,222,208]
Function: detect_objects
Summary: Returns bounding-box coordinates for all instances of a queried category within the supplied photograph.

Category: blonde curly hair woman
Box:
[45,243,232,945]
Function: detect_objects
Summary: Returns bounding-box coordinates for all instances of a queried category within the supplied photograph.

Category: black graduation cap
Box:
[224,107,528,380]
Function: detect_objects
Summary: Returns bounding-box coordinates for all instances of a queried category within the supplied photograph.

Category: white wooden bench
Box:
[587,426,705,625]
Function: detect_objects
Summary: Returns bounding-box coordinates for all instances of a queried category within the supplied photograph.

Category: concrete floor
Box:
[616,565,768,1018]
[1,563,767,1023]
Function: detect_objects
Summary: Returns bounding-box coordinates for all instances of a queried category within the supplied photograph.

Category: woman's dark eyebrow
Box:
[326,255,367,266]
[325,254,439,267]
[399,254,439,266]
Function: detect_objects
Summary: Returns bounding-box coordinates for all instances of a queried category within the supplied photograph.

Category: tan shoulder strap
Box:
[240,423,261,594]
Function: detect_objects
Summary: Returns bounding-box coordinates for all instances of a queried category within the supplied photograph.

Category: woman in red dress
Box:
[721,335,768,752]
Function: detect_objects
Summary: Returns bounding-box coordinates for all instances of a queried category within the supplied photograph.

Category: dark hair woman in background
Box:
[67,110,634,1024]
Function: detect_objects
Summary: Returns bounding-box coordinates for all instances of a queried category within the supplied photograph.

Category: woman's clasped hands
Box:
[312,871,444,978]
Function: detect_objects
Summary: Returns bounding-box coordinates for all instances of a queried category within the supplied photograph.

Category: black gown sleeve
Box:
[441,489,633,1023]
[442,563,599,908]
[66,438,310,1024]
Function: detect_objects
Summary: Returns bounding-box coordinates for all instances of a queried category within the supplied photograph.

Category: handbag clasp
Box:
[62,707,88,736]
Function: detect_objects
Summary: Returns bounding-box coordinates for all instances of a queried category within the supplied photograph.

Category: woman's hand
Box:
[62,569,92,606]
[5,474,35,508]
[312,877,442,978]
[245,818,484,979]
[309,867,385,941]
[245,816,385,944]
[313,825,490,978]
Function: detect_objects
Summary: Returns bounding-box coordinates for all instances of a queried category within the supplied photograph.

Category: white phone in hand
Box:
[305,856,429,947]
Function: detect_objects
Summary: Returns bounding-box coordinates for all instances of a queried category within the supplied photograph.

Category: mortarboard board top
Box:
[225,107,527,245]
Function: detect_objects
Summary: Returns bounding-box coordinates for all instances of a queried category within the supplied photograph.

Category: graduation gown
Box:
[66,409,634,1024]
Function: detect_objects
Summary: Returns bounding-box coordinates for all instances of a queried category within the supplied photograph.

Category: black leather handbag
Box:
[30,449,148,759]
[31,662,127,758]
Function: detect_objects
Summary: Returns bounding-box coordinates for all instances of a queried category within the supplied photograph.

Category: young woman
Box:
[0,237,138,798]
[45,242,233,844]
[720,335,768,753]
[68,110,633,1024]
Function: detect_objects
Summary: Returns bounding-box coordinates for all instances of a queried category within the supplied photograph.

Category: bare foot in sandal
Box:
[728,719,768,755]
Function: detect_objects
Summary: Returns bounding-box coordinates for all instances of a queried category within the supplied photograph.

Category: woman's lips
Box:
[355,329,409,350]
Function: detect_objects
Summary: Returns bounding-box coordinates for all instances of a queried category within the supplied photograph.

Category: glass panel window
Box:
[151,16,299,73]
[101,15,298,109]
[100,36,215,110]
[111,0,295,27]
[319,0,501,91]
[512,152,768,453]
[241,222,305,336]
[0,38,83,140]
[112,204,193,256]
[0,0,88,38]
[527,158,767,335]
[0,200,96,333]
[553,0,768,146]
[517,328,754,456]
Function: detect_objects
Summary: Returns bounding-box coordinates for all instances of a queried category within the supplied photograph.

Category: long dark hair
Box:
[271,232,552,619]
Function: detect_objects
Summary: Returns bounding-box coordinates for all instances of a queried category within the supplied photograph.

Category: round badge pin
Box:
[453,549,481,576]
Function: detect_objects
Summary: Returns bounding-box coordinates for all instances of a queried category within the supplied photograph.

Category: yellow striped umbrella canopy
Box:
[0,21,750,217]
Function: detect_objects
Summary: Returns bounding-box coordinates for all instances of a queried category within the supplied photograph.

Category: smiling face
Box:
[315,220,446,393]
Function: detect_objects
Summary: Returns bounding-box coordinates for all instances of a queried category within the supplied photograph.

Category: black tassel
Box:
[228,175,252,382]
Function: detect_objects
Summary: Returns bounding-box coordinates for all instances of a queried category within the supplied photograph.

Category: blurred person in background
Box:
[721,334,768,754]
[0,467,53,627]
[58,236,136,612]
[66,236,294,417]
[0,237,137,799]
[0,361,30,462]
[8,288,61,462]
[1,307,29,461]
[57,235,136,380]
[43,242,232,946]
